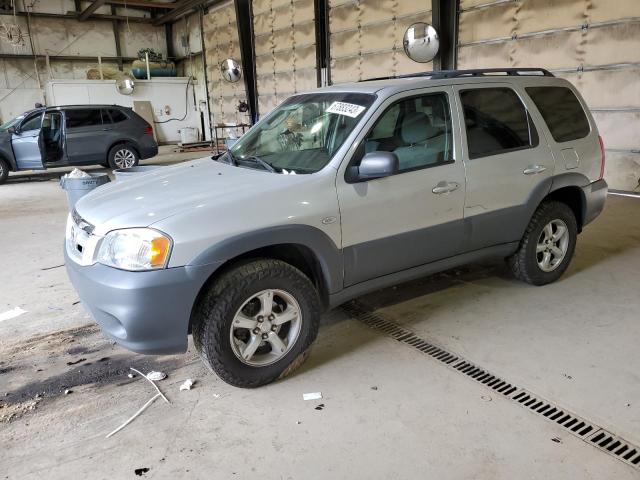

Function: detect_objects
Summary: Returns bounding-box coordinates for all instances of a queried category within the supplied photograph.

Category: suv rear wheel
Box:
[509,201,578,285]
[108,143,139,169]
[0,158,8,185]
[192,259,321,388]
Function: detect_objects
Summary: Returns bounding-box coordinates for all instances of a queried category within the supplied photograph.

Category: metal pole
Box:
[98,55,104,79]
[145,51,151,80]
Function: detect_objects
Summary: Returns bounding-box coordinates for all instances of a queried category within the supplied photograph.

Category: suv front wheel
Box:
[509,201,578,285]
[192,259,322,388]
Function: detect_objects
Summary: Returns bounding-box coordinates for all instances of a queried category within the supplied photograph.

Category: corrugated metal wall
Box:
[328,0,433,84]
[457,0,640,190]
[203,1,247,129]
[252,0,317,116]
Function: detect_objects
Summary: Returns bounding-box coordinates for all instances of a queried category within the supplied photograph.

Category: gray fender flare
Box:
[519,172,591,237]
[189,224,344,294]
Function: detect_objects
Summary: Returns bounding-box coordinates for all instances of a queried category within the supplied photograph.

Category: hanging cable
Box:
[154,75,193,123]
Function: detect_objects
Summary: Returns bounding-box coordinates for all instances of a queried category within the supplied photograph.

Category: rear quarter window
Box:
[526,86,590,142]
[108,109,129,123]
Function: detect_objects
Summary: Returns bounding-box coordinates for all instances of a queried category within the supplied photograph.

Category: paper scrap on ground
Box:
[146,371,166,381]
[179,379,194,391]
[0,307,27,322]
[303,392,322,401]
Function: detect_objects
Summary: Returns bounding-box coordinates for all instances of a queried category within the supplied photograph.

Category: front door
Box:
[12,111,45,170]
[336,88,466,287]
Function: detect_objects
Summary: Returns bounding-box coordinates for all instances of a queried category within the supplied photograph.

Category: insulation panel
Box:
[252,0,317,117]
[203,1,247,130]
[328,0,433,83]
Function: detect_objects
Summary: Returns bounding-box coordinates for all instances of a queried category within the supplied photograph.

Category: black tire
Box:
[192,259,322,388]
[509,201,578,285]
[0,158,8,185]
[107,143,139,169]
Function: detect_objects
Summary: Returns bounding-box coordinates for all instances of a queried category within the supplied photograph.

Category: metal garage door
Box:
[457,0,640,191]
[203,1,247,133]
[252,0,317,116]
[328,0,433,84]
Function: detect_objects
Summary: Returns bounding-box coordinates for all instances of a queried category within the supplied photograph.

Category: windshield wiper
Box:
[239,155,276,173]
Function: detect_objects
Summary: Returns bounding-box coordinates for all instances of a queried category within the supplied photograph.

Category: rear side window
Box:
[65,109,103,128]
[460,87,538,159]
[526,86,590,142]
[108,109,129,123]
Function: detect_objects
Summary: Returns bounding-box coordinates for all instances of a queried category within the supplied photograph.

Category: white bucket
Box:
[179,127,199,145]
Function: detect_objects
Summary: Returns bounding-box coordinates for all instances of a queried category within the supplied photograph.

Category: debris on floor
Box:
[105,367,171,438]
[134,467,150,476]
[64,389,72,395]
[128,373,135,379]
[371,386,378,390]
[315,404,325,411]
[179,379,194,391]
[66,358,86,366]
[303,392,322,401]
[551,437,563,444]
[146,371,167,381]
[0,307,27,322]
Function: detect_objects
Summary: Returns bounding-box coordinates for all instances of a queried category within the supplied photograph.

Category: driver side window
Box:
[20,114,43,132]
[359,93,453,173]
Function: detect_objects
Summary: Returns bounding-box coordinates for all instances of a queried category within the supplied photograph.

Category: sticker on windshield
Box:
[326,102,366,118]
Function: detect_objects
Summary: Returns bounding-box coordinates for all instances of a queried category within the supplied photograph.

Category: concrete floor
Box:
[1,151,639,479]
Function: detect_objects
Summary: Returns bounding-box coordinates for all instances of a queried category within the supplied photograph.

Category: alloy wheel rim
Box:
[536,219,569,272]
[229,289,302,367]
[114,149,136,168]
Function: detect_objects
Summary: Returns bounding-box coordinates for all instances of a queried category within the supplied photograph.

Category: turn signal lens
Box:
[150,236,171,268]
[97,228,172,271]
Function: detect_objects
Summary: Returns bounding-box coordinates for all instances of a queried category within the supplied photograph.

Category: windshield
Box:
[223,92,376,174]
[0,115,24,132]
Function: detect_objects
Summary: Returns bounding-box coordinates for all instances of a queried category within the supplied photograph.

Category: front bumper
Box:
[581,179,608,227]
[65,250,219,354]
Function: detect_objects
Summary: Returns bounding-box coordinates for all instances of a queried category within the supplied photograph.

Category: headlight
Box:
[97,228,172,271]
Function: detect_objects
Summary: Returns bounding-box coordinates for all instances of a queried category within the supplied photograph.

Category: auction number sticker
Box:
[326,102,366,118]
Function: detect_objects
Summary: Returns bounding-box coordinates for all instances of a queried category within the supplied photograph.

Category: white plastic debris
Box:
[127,373,135,379]
[303,392,322,401]
[67,168,91,178]
[179,379,194,391]
[146,371,167,382]
[0,307,27,322]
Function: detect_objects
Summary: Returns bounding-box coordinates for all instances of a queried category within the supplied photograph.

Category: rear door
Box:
[453,83,554,250]
[64,108,110,165]
[12,111,45,170]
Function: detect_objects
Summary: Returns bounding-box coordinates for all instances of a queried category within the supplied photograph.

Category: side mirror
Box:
[7,126,17,135]
[349,151,399,182]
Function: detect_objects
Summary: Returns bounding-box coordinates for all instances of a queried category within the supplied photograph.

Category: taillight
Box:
[598,135,605,180]
[144,126,153,135]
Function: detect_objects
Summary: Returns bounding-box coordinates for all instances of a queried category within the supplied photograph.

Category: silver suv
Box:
[65,69,607,387]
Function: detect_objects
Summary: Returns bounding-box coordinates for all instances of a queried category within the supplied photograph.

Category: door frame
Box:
[11,110,45,171]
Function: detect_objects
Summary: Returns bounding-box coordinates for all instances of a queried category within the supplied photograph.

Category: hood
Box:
[75,158,316,235]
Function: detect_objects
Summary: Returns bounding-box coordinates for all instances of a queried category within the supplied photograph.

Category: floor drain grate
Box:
[344,301,640,469]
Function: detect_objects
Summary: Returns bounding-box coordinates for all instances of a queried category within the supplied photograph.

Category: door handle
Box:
[432,181,460,195]
[523,165,547,175]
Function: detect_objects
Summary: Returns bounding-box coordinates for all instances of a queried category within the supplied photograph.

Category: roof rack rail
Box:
[429,68,554,79]
[360,68,554,82]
